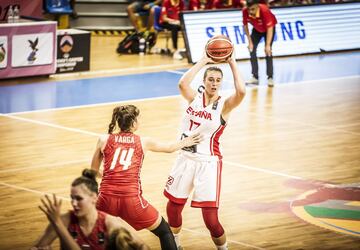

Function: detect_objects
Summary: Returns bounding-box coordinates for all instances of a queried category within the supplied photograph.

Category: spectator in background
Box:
[127,0,162,32]
[188,0,213,10]
[243,0,277,87]
[160,0,185,59]
[69,0,78,18]
[210,0,244,9]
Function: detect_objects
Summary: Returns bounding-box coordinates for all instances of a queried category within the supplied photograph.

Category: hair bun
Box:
[82,168,97,181]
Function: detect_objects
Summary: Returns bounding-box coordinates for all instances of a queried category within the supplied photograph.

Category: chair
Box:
[153,6,171,55]
[44,0,73,29]
[44,0,73,14]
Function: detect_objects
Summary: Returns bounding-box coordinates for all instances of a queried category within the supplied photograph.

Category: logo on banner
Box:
[12,33,53,68]
[27,38,39,63]
[0,36,8,69]
[60,34,74,59]
[291,183,360,237]
[0,43,6,63]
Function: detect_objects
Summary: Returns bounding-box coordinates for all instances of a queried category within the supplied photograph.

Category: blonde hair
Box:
[107,228,143,250]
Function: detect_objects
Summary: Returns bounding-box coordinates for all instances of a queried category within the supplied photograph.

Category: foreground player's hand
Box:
[226,49,236,64]
[39,194,62,225]
[182,133,203,147]
[201,51,215,64]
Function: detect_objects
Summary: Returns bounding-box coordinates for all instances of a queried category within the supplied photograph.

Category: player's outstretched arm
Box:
[91,135,107,176]
[142,133,202,153]
[178,53,212,103]
[222,54,246,119]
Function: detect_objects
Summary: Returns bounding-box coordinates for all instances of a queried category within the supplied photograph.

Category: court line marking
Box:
[1,113,306,181]
[0,181,262,249]
[0,181,69,200]
[3,75,359,115]
[332,122,360,129]
[0,113,100,137]
[182,228,266,250]
[49,63,189,79]
[248,112,360,136]
[7,95,180,115]
[223,161,304,180]
[0,159,89,174]
[166,69,186,75]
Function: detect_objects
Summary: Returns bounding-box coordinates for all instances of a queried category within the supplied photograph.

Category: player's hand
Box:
[247,42,254,53]
[226,49,236,64]
[182,133,203,147]
[265,44,272,56]
[201,51,215,64]
[39,194,62,225]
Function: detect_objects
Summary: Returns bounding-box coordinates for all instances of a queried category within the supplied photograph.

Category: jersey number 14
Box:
[110,147,135,171]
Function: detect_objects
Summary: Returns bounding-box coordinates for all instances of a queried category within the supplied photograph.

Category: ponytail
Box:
[108,105,140,134]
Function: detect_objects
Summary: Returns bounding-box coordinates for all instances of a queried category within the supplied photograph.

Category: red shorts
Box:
[96,193,159,230]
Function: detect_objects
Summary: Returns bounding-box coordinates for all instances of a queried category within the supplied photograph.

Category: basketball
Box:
[205,35,233,62]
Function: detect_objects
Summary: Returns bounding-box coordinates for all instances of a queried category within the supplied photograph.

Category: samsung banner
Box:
[181,2,360,63]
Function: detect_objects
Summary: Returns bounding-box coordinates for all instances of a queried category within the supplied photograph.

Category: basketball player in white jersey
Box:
[164,52,246,250]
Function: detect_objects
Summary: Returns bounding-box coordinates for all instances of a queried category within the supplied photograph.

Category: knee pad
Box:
[166,200,185,228]
[151,217,172,237]
[202,207,224,238]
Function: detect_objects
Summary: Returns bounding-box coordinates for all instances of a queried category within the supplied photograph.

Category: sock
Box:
[173,233,181,248]
[217,242,228,250]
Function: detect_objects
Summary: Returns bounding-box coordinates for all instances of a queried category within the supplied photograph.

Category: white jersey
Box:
[180,92,226,160]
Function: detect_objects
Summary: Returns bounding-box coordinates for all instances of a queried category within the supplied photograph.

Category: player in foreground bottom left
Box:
[90,104,202,250]
[31,169,148,250]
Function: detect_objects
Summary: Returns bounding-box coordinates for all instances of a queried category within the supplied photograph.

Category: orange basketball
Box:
[205,35,233,62]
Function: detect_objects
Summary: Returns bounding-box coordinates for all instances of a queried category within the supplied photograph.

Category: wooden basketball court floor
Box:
[0,44,359,249]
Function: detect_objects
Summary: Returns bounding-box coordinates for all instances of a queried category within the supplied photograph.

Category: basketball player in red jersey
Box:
[32,169,147,250]
[91,105,202,250]
[164,51,246,250]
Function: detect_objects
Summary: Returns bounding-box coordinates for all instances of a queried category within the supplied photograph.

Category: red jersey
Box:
[160,0,185,23]
[242,4,277,33]
[67,210,108,250]
[211,0,242,9]
[188,0,200,10]
[100,132,144,196]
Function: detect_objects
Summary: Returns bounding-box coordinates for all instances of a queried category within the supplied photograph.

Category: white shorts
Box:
[164,151,222,208]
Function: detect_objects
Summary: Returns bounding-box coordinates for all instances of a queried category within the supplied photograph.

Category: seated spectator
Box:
[31,169,148,250]
[188,0,213,10]
[128,0,162,32]
[160,0,185,59]
[210,0,244,9]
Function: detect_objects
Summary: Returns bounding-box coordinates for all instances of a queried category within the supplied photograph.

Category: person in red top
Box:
[243,0,277,87]
[32,169,147,250]
[160,0,185,59]
[188,0,214,10]
[210,0,244,9]
[91,104,202,250]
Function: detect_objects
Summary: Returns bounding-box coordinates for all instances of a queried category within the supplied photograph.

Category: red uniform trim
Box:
[191,200,217,208]
[210,124,225,159]
[164,190,188,204]
[216,161,222,207]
